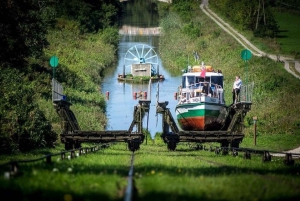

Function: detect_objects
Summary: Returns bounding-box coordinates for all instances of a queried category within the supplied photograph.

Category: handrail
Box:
[239,82,254,103]
[178,82,223,103]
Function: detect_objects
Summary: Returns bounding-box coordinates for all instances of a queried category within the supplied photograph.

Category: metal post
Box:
[245,60,248,85]
[253,116,257,145]
[123,65,125,77]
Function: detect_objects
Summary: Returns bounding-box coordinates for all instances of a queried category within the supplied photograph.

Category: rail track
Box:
[124,152,137,201]
[1,142,299,201]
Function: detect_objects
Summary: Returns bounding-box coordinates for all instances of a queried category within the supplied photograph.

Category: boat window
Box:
[205,77,210,83]
[187,76,195,86]
[196,77,209,83]
[211,76,223,88]
[182,76,195,88]
[181,76,186,88]
[196,77,203,83]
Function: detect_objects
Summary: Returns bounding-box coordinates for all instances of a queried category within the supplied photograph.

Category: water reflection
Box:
[101,0,181,138]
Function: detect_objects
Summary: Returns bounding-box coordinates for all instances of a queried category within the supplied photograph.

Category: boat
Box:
[175,63,228,131]
[118,44,165,83]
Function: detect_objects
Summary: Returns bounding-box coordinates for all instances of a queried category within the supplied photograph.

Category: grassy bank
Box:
[207,2,300,59]
[40,21,120,134]
[158,1,300,147]
[273,11,300,58]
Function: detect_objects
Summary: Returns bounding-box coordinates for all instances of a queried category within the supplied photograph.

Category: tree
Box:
[56,0,122,33]
[0,0,49,68]
[210,0,278,38]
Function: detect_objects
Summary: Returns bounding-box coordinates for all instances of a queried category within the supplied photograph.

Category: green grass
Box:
[1,142,299,201]
[159,3,300,139]
[136,143,300,200]
[1,2,300,200]
[273,11,300,57]
[241,133,300,152]
[207,4,300,59]
[41,21,118,134]
[0,144,130,201]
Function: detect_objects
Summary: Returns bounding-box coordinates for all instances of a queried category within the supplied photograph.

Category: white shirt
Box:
[233,78,242,89]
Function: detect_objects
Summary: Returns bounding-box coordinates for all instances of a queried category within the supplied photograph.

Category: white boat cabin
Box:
[178,66,225,105]
[131,63,152,77]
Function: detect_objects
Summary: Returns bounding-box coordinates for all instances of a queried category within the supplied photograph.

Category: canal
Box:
[101,0,182,139]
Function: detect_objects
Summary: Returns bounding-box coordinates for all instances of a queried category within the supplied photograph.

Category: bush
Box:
[0,68,57,153]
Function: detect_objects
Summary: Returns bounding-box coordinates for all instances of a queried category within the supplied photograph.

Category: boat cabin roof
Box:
[181,71,224,88]
[182,71,223,77]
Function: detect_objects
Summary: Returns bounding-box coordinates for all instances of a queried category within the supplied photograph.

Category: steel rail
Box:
[124,152,135,201]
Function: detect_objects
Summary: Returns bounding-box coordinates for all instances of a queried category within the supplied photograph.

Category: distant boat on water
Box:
[118,44,164,83]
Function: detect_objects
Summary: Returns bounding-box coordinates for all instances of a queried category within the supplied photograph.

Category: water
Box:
[101,0,182,138]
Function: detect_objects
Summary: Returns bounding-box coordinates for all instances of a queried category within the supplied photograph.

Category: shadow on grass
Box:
[276,29,289,38]
[0,188,123,201]
[136,191,300,201]
[5,154,298,178]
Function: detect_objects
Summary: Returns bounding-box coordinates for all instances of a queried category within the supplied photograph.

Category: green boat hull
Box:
[176,103,227,131]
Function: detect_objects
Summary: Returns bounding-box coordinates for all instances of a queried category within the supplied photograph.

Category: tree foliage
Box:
[171,0,197,22]
[209,0,279,38]
[0,0,49,68]
[0,0,122,153]
[56,0,122,33]
[0,68,57,154]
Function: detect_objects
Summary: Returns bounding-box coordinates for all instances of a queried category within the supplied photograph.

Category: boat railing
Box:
[239,81,254,103]
[178,82,223,103]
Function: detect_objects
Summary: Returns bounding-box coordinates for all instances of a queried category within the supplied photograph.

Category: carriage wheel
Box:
[167,141,177,151]
[128,139,140,152]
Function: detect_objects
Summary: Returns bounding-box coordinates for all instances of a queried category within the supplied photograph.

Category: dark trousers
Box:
[232,88,240,104]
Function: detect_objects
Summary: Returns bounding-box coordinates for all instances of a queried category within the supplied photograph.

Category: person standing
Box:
[232,76,242,104]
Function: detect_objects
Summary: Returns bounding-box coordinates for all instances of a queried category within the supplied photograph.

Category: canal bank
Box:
[101,0,181,138]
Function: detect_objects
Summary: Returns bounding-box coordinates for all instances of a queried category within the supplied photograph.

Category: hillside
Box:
[157,0,300,149]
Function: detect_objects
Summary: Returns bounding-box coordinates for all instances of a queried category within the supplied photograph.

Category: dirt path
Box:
[270,147,300,158]
[200,0,300,80]
[200,0,300,157]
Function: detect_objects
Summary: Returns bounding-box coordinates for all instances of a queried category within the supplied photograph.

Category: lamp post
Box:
[253,116,258,145]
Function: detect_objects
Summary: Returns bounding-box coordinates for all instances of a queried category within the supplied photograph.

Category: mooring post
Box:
[253,116,257,145]
[123,65,125,77]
